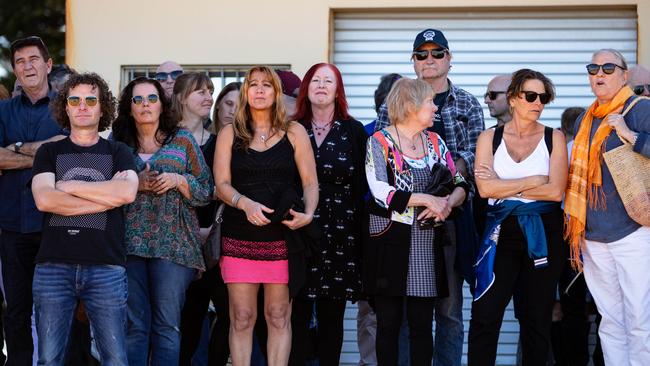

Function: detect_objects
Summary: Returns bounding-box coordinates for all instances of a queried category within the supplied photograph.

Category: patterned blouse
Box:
[366,129,465,225]
[124,128,213,271]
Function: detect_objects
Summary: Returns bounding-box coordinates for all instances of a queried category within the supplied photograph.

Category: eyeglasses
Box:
[521,91,551,104]
[132,94,159,105]
[412,48,448,61]
[633,84,650,95]
[484,91,506,100]
[67,96,99,107]
[586,63,627,75]
[154,70,183,82]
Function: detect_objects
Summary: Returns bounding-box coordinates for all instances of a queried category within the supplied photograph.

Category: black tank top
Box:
[222,134,297,242]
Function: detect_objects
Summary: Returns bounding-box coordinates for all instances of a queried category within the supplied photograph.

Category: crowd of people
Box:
[0,28,648,366]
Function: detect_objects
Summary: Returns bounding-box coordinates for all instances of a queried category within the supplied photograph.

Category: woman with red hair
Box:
[288,63,368,366]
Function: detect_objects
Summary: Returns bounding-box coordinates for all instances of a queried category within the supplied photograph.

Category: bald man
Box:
[628,65,650,96]
[155,61,184,99]
[484,75,512,126]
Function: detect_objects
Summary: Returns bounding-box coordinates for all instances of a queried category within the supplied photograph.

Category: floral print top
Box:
[124,129,213,271]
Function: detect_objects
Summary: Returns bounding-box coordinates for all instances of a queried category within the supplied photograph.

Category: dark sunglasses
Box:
[484,91,506,100]
[633,84,650,95]
[521,91,551,104]
[67,96,98,107]
[154,70,183,82]
[132,94,159,105]
[586,63,627,75]
[412,48,448,61]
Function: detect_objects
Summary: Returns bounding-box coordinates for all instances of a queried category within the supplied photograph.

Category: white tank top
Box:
[488,136,549,204]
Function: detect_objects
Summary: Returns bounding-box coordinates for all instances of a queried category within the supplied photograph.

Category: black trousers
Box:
[468,212,566,366]
[374,295,435,366]
[179,264,230,366]
[289,297,347,366]
[551,261,589,366]
[0,230,40,366]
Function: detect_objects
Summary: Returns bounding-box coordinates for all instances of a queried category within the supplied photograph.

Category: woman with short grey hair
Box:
[565,48,650,365]
[364,77,467,365]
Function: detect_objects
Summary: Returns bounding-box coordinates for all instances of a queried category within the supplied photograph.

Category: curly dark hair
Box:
[507,68,556,104]
[112,77,178,151]
[49,72,116,132]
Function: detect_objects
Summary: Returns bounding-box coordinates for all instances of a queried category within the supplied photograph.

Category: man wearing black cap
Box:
[374,28,485,366]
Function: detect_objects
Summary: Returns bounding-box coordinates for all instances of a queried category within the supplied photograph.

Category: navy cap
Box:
[412,29,449,51]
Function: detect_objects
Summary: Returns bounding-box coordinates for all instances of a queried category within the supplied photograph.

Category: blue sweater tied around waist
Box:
[474,200,559,301]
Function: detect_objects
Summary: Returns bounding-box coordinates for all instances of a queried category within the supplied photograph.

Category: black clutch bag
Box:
[418,163,455,229]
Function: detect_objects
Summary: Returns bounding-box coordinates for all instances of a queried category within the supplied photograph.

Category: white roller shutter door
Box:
[334,8,637,366]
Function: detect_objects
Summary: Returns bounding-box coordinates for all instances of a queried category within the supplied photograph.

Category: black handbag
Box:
[417,163,455,229]
[203,203,225,269]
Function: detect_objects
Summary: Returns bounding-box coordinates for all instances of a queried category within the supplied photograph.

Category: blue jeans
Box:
[32,263,128,366]
[126,256,195,366]
[433,222,464,366]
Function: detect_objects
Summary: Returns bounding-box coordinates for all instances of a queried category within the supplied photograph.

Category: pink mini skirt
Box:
[220,256,289,284]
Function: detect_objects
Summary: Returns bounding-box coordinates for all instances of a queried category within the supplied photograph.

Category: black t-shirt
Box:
[32,137,136,266]
[429,90,449,142]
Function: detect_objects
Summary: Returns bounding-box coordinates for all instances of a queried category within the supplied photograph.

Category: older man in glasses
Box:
[31,72,138,365]
[374,28,485,366]
[0,36,67,366]
[627,64,650,96]
[155,60,184,99]
[484,75,512,127]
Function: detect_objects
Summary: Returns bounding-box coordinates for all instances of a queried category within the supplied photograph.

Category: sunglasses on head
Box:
[154,70,183,82]
[484,91,506,100]
[521,91,551,104]
[633,84,650,95]
[412,48,448,61]
[132,94,159,105]
[67,96,98,107]
[586,63,626,75]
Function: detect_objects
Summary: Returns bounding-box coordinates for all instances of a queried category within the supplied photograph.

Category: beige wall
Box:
[67,0,649,93]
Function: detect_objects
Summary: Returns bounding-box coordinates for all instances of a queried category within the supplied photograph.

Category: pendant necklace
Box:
[311,120,331,136]
[395,127,418,151]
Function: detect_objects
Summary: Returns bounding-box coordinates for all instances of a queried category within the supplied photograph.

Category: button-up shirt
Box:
[374,79,485,174]
[0,89,64,233]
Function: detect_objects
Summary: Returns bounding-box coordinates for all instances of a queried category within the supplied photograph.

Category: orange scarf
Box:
[564,86,634,271]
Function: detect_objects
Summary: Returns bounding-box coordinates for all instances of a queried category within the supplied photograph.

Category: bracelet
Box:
[232,193,243,207]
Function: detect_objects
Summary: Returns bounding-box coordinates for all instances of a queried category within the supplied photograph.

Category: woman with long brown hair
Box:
[214,66,318,366]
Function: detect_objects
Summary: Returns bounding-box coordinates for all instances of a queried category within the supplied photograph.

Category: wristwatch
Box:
[14,141,23,153]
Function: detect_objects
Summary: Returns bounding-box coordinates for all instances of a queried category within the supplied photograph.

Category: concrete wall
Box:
[66,0,649,93]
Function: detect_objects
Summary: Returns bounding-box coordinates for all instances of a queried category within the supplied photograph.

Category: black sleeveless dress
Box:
[220,134,298,283]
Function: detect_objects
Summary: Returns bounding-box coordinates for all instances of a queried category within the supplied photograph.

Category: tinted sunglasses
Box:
[521,91,551,104]
[132,94,159,105]
[586,63,626,75]
[67,96,98,107]
[154,70,183,82]
[412,48,448,61]
[484,91,506,100]
[633,84,650,95]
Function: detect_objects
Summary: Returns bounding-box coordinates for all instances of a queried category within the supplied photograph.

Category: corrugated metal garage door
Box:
[333,8,637,366]
[333,8,637,128]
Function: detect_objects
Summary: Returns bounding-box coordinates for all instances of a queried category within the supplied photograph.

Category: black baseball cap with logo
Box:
[412,29,449,51]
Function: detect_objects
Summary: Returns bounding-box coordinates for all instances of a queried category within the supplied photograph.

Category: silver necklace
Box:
[395,127,419,151]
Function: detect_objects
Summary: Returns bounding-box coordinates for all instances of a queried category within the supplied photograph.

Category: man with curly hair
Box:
[0,36,67,366]
[31,72,138,365]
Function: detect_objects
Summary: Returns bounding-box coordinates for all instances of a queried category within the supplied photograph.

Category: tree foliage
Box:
[0,0,65,91]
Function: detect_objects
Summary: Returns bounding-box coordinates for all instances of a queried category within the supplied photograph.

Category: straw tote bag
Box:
[603,96,650,226]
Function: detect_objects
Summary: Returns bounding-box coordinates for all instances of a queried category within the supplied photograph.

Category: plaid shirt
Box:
[375,79,485,175]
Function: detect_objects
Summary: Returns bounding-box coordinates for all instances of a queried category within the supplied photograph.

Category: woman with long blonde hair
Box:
[214,66,318,366]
